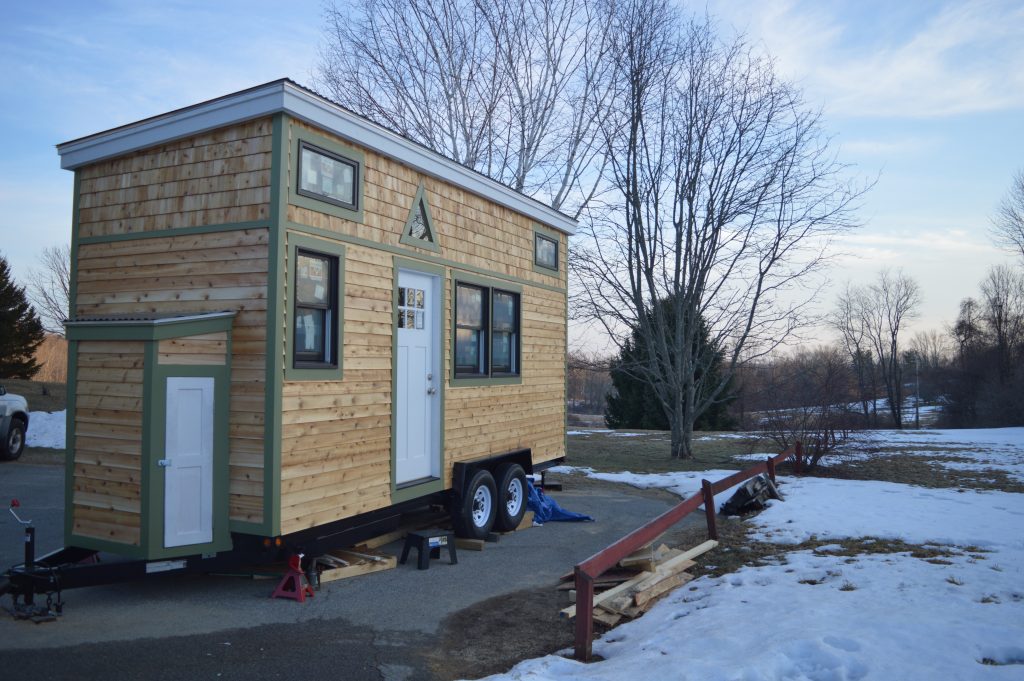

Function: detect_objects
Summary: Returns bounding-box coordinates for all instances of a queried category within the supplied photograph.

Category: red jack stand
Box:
[270,554,314,602]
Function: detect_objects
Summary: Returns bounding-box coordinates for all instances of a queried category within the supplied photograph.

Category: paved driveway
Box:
[0,460,696,679]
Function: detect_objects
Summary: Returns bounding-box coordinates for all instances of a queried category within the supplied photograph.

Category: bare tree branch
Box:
[572,1,866,458]
[27,244,71,336]
[991,169,1024,262]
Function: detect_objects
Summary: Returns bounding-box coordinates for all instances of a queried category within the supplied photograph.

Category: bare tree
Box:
[862,269,921,428]
[832,283,879,424]
[572,1,865,458]
[759,346,854,472]
[909,329,951,371]
[27,244,71,336]
[992,169,1024,261]
[316,0,613,216]
[979,264,1024,377]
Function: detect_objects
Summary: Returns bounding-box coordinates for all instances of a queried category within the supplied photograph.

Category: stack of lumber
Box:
[559,539,717,627]
[316,548,397,584]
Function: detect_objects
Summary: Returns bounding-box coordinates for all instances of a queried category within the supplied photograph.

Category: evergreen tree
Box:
[0,254,44,379]
[605,298,735,431]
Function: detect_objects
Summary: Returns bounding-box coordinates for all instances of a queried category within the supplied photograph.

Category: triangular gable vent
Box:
[400,183,440,252]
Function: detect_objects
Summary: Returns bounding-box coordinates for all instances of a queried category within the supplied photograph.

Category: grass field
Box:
[0,378,66,413]
[565,429,775,474]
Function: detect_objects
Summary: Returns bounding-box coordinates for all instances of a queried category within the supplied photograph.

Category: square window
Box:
[298,141,358,210]
[454,281,520,380]
[535,233,558,271]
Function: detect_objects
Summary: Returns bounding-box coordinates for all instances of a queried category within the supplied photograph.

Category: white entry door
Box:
[164,376,215,548]
[396,269,441,484]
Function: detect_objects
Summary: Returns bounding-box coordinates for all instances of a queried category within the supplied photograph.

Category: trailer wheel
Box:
[1,418,25,461]
[493,463,527,532]
[452,469,497,539]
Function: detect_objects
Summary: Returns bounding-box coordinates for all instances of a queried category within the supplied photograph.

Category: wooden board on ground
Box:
[355,511,450,550]
[318,549,397,583]
[455,538,486,551]
[560,539,718,623]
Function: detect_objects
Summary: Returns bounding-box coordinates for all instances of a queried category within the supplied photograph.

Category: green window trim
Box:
[289,124,365,225]
[533,223,562,276]
[450,272,523,387]
[399,182,441,253]
[285,233,346,381]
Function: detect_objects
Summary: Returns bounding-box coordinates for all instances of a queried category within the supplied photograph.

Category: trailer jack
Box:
[3,499,62,622]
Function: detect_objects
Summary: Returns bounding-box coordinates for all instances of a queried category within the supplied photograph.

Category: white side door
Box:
[164,376,214,548]
[395,270,441,484]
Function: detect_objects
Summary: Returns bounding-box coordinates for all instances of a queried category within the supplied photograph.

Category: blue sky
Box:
[1,0,1020,348]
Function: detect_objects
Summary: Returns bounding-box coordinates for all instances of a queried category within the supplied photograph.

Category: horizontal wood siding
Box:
[74,228,269,525]
[77,119,273,238]
[444,285,566,482]
[278,117,566,533]
[280,240,394,533]
[286,120,569,291]
[72,341,145,546]
[157,331,228,365]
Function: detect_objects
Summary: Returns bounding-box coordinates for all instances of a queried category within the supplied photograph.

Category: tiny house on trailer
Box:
[56,79,573,564]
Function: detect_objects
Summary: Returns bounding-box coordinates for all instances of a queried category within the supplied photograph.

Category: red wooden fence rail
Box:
[573,441,803,661]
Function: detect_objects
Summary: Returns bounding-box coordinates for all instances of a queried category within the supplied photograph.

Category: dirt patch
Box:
[428,587,576,680]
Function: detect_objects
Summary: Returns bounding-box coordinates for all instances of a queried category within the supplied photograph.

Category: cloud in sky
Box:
[712,0,1024,119]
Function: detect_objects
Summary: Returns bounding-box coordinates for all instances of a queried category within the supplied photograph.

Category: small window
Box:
[455,283,487,376]
[454,281,520,379]
[294,249,339,368]
[297,141,359,211]
[535,232,558,271]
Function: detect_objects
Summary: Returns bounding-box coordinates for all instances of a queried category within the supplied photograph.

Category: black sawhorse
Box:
[399,529,458,570]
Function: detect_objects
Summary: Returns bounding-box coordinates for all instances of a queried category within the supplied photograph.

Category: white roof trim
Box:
[56,80,577,235]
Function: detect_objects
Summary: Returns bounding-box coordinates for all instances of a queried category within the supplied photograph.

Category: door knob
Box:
[427,387,437,395]
[158,459,171,467]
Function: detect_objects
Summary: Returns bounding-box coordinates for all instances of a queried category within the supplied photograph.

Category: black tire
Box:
[1,418,26,461]
[452,469,497,540]
[493,463,528,532]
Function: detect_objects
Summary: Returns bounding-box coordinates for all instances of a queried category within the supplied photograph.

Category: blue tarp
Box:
[527,481,594,524]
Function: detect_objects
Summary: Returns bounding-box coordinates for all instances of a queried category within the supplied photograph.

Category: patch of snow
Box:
[607,432,646,438]
[483,428,1024,681]
[25,410,66,449]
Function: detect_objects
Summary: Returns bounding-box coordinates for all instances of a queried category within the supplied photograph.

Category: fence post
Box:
[701,479,718,541]
[574,568,595,661]
[794,441,804,475]
[766,456,776,483]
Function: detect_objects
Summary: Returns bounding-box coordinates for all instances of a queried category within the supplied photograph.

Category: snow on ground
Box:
[489,432,1024,681]
[25,410,66,449]
[845,428,1024,483]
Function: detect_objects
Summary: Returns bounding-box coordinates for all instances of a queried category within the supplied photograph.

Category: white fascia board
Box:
[279,84,576,235]
[56,81,577,236]
[57,85,286,171]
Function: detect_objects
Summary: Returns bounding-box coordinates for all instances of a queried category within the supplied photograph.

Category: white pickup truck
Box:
[0,385,29,460]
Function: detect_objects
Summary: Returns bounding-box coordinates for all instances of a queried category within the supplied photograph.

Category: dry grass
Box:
[566,430,773,474]
[1,378,67,413]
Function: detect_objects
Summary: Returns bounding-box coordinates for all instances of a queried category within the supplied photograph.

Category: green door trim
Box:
[66,332,234,559]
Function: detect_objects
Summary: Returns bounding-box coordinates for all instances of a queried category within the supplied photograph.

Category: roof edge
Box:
[56,80,577,235]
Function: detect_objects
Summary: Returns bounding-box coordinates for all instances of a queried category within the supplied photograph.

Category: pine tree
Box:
[0,253,44,379]
[605,297,735,431]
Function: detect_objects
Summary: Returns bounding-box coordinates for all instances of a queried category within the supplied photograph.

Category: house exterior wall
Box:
[69,119,273,538]
[65,109,568,543]
[277,118,567,534]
